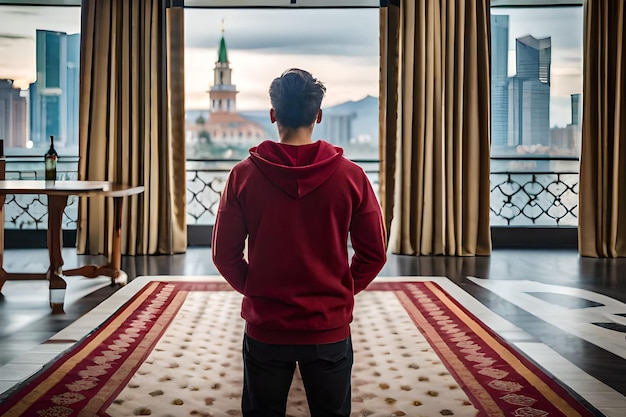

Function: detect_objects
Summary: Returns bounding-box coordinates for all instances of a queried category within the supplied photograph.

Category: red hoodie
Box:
[212,140,387,345]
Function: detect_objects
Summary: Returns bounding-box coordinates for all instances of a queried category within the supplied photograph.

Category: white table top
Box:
[0,180,144,197]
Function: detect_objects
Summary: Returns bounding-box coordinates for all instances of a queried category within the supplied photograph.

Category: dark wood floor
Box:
[1,247,626,401]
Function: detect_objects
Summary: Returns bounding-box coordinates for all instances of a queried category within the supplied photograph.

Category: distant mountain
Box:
[321,95,378,143]
[324,95,378,115]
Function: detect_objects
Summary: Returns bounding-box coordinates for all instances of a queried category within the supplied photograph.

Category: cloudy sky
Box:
[184,8,380,110]
[0,5,582,127]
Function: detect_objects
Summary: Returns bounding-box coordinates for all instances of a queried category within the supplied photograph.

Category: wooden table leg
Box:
[62,196,127,286]
[109,196,127,286]
[47,194,69,314]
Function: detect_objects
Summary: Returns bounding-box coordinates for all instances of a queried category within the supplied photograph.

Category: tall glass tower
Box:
[508,35,551,147]
[29,29,80,150]
[571,93,581,126]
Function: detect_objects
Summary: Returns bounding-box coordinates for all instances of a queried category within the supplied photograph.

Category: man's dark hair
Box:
[269,68,326,129]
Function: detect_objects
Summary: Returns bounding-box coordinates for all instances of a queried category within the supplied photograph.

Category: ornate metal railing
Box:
[490,156,579,226]
[2,156,577,229]
[185,160,230,225]
[2,157,80,229]
[185,159,380,225]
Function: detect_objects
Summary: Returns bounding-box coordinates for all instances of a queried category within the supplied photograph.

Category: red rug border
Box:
[0,280,162,407]
[374,281,601,417]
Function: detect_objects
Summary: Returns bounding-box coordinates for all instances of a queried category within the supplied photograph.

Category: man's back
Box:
[212,139,386,345]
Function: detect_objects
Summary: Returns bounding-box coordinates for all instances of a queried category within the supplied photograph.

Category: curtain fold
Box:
[380,0,492,256]
[78,0,187,256]
[579,0,626,257]
[379,5,400,240]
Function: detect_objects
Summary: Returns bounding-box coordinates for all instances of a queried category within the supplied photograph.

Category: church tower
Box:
[197,24,269,151]
[209,24,238,113]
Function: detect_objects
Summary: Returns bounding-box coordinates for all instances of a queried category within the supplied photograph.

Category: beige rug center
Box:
[107,290,478,417]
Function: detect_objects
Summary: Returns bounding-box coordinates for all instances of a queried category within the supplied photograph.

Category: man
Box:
[212,68,387,417]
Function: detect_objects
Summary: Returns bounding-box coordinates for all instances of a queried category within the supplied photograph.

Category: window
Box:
[0,5,81,156]
[183,6,380,228]
[490,5,583,227]
[0,4,80,232]
[184,7,380,161]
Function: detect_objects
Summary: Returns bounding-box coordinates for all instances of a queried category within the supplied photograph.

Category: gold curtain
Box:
[579,0,626,257]
[380,0,492,256]
[78,0,187,255]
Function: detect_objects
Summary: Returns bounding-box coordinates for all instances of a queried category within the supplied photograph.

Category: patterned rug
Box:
[0,279,600,417]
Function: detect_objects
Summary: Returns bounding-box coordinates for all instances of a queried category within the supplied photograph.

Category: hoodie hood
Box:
[249,140,343,199]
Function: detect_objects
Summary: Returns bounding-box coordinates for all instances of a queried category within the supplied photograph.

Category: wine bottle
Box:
[44,135,58,181]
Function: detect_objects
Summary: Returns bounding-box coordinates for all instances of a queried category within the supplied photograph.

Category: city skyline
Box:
[493,6,583,129]
[0,6,380,113]
[0,5,583,132]
[187,31,379,160]
[490,7,583,156]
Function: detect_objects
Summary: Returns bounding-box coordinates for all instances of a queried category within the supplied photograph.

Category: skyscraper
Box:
[571,93,582,154]
[0,79,28,148]
[571,93,581,126]
[490,14,510,150]
[29,29,80,150]
[508,35,551,147]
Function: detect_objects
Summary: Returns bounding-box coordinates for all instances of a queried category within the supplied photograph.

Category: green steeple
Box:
[218,35,228,63]
[218,21,228,63]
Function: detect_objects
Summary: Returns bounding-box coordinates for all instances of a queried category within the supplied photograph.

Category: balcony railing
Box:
[490,156,579,227]
[185,159,380,225]
[2,157,80,229]
[1,156,578,230]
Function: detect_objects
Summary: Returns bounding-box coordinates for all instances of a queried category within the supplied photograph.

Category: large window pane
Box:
[0,5,80,231]
[490,6,582,227]
[184,8,380,225]
[0,6,80,156]
[491,6,582,157]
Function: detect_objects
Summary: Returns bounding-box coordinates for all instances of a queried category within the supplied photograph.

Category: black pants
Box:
[242,334,353,417]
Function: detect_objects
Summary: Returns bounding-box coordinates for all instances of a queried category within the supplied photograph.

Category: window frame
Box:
[488,0,583,246]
